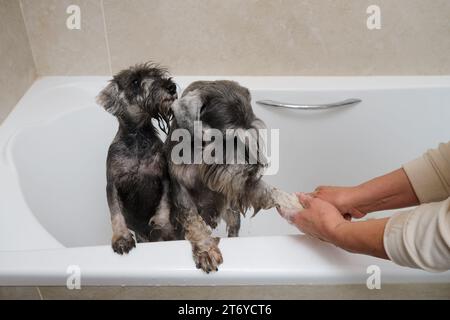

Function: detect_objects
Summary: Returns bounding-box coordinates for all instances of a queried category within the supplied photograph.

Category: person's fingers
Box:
[296,191,319,205]
[349,208,365,219]
[295,191,315,198]
[277,206,298,223]
[291,210,307,227]
[314,185,331,192]
[295,192,306,206]
[297,193,313,208]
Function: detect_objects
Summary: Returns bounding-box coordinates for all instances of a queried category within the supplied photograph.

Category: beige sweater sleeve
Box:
[403,142,450,203]
[383,142,450,272]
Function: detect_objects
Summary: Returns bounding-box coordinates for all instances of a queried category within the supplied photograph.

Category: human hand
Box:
[311,186,367,219]
[277,193,350,243]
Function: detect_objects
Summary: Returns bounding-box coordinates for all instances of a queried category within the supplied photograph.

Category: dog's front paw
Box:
[273,189,304,211]
[270,189,304,222]
[112,233,136,255]
[192,237,223,273]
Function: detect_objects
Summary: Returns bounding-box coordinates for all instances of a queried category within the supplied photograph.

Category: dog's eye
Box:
[132,79,140,88]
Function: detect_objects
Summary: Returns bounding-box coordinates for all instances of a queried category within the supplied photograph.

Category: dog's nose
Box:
[167,82,177,95]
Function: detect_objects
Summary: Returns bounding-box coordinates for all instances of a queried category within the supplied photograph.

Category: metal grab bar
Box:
[256,98,361,110]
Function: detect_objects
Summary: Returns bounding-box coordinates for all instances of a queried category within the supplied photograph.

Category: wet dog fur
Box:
[166,80,303,273]
[97,63,178,254]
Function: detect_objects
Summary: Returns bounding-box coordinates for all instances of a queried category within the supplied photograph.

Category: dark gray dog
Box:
[166,80,302,273]
[97,63,177,254]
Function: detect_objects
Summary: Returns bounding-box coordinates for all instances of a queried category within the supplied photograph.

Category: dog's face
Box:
[97,63,177,128]
[174,80,254,130]
[170,80,267,208]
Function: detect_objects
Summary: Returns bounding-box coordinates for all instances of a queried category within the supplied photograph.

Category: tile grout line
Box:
[36,287,44,300]
[18,0,39,77]
[100,0,113,76]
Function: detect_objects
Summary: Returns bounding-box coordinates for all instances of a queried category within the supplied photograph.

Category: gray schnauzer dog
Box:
[97,63,177,254]
[166,80,303,273]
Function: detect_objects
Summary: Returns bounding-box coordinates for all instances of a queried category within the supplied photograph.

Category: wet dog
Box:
[166,80,303,272]
[97,63,177,254]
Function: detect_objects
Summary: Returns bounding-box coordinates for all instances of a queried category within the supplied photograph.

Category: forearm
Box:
[352,169,419,213]
[333,218,389,259]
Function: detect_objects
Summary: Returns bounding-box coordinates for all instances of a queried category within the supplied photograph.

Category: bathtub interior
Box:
[9,105,301,248]
[8,83,450,248]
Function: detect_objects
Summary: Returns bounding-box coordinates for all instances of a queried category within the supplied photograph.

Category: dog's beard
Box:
[199,161,264,215]
[155,112,172,134]
[142,95,174,134]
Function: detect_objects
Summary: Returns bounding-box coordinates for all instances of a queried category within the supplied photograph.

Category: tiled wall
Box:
[1,0,450,123]
[19,0,450,76]
[0,0,36,123]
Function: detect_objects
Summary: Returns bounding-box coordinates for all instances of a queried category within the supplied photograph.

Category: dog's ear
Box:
[96,81,125,115]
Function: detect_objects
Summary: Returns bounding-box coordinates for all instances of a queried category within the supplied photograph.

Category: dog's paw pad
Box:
[193,239,223,273]
[112,234,136,255]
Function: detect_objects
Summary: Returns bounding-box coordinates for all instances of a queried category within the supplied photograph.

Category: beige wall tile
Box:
[0,0,36,123]
[103,0,450,75]
[39,284,450,300]
[21,0,110,75]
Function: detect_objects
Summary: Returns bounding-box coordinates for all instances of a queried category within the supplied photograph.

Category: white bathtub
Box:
[0,76,449,286]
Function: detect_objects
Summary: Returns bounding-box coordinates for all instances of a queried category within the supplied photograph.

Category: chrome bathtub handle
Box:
[256,98,361,110]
